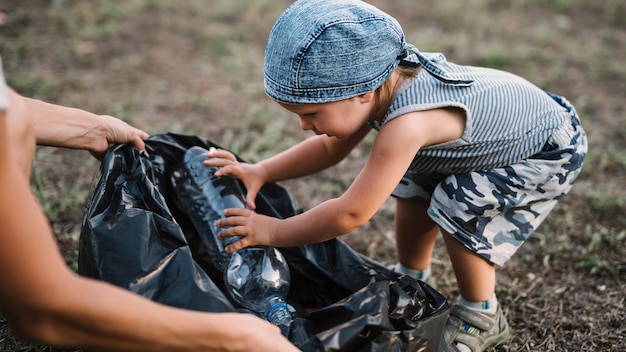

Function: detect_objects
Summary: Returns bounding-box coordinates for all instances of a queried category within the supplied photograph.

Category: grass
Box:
[578,225,625,275]
[1,0,625,351]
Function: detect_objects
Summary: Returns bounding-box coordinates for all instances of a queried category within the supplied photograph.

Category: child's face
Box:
[279,93,375,140]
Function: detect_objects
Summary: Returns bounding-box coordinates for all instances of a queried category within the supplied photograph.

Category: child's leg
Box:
[442,230,495,301]
[442,230,506,352]
[394,198,438,271]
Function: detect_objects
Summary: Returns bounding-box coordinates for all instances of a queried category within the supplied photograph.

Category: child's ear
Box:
[358,91,375,103]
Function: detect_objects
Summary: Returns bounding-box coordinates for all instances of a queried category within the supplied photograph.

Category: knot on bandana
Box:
[397,43,474,87]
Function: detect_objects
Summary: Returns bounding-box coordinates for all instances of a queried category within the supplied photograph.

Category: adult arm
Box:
[0,111,298,352]
[6,87,149,159]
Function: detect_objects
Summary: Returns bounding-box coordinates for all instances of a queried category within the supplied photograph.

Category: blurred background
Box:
[1,1,624,351]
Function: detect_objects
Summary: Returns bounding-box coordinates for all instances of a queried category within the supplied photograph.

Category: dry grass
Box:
[1,0,624,350]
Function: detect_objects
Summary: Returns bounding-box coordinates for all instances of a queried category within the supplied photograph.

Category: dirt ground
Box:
[0,0,624,351]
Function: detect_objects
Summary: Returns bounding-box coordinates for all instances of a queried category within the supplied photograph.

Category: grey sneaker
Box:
[444,304,510,352]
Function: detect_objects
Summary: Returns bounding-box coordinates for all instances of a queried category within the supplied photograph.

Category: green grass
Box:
[577,225,625,275]
[6,74,62,100]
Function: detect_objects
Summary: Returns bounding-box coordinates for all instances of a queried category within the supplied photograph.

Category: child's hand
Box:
[216,208,280,252]
[204,148,267,209]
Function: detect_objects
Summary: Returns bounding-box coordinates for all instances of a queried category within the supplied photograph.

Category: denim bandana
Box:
[399,43,474,86]
[264,0,473,104]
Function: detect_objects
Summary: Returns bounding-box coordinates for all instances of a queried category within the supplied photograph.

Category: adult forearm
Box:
[6,87,105,150]
[0,130,292,352]
[24,277,240,351]
[0,160,212,351]
[26,97,103,150]
[13,274,296,352]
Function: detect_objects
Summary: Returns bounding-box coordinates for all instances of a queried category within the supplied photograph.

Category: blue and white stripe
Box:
[375,53,570,175]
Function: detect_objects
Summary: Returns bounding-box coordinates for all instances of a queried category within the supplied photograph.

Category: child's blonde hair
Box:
[369,65,420,123]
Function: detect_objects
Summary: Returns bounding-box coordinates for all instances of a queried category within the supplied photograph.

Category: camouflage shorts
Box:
[392,95,587,266]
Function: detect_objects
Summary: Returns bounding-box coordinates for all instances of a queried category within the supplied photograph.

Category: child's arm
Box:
[258,123,371,183]
[218,108,465,251]
[210,123,371,208]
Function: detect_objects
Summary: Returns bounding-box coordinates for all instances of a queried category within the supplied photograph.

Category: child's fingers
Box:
[224,235,251,253]
[207,147,237,161]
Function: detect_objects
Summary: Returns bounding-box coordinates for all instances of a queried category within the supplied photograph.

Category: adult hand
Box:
[87,114,150,159]
[227,313,300,352]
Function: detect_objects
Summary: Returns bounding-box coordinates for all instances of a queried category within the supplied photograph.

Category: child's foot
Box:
[444,304,510,352]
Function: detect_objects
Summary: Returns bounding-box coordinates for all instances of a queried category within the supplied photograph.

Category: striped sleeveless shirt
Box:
[371,53,570,174]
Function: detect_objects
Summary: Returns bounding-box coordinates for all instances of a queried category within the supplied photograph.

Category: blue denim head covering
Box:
[264,0,473,104]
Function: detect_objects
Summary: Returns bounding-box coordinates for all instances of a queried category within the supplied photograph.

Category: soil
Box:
[0,0,624,351]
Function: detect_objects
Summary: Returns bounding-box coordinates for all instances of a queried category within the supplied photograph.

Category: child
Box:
[209,1,587,351]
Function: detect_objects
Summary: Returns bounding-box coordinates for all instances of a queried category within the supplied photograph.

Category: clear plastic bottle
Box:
[174,146,294,334]
[225,246,294,335]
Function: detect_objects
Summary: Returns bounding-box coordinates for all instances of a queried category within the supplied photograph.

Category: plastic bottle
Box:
[225,246,294,335]
[173,146,294,334]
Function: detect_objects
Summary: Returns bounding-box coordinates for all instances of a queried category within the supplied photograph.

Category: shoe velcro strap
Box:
[450,305,493,331]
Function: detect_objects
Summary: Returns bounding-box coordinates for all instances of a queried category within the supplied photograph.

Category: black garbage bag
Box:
[79,133,449,351]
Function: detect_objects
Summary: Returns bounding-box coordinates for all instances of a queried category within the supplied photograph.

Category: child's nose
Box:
[299,117,313,131]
